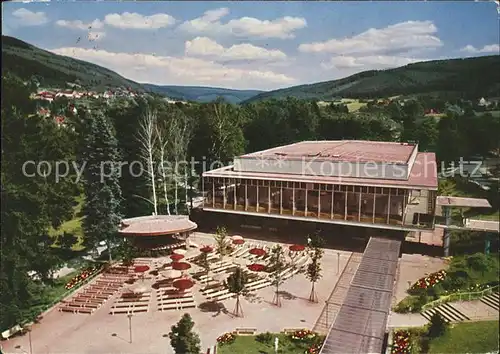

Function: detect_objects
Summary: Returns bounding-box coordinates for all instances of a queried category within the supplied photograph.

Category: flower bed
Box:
[410,270,446,290]
[305,343,322,354]
[217,332,236,345]
[290,329,316,342]
[391,329,412,354]
[64,265,102,290]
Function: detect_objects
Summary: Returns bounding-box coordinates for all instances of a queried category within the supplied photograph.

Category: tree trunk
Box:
[107,238,112,263]
[309,282,318,303]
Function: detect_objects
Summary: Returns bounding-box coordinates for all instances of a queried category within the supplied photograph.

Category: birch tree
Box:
[156,119,171,215]
[168,110,192,214]
[137,108,158,215]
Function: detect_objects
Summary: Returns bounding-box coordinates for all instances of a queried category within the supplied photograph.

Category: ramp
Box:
[319,237,401,354]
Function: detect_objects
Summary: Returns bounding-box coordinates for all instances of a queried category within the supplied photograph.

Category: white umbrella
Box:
[162,269,181,279]
[173,249,187,255]
[231,235,244,241]
[131,284,148,293]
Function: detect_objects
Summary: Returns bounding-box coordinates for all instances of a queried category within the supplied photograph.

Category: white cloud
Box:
[12,8,48,26]
[50,47,295,89]
[322,55,425,70]
[178,7,306,39]
[56,19,104,31]
[87,31,105,42]
[185,37,287,61]
[103,12,176,29]
[460,44,499,54]
[299,21,442,55]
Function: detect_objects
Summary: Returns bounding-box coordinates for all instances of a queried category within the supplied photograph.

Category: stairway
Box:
[480,292,499,311]
[421,302,470,323]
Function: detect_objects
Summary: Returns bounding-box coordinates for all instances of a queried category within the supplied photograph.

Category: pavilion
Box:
[119,215,197,250]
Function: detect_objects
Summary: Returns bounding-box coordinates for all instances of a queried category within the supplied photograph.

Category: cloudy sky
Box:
[2,1,499,90]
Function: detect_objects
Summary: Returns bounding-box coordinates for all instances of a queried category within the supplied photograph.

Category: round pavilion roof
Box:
[119,215,197,236]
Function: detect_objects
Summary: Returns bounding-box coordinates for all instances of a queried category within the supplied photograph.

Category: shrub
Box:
[427,312,448,339]
[216,332,236,345]
[394,294,429,313]
[255,331,273,343]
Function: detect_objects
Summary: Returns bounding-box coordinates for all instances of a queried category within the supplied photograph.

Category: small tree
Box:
[427,312,448,339]
[200,252,210,285]
[269,244,286,307]
[306,246,324,303]
[225,267,248,317]
[214,226,229,266]
[169,313,201,354]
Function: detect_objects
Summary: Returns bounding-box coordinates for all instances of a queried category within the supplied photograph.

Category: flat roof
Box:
[466,219,499,233]
[204,152,438,189]
[241,141,417,164]
[436,196,492,208]
[119,215,197,236]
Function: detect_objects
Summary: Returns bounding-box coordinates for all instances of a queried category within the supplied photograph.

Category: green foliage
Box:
[225,267,248,295]
[255,331,273,343]
[427,312,448,339]
[1,74,80,329]
[214,226,230,261]
[394,294,429,313]
[80,110,122,257]
[168,313,201,354]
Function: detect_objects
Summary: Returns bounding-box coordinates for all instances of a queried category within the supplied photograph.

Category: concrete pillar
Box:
[330,190,334,219]
[386,192,391,224]
[318,188,321,218]
[268,184,271,213]
[244,182,248,211]
[223,178,226,209]
[212,180,215,208]
[372,193,376,223]
[358,192,362,222]
[344,191,348,220]
[280,183,283,214]
[443,206,451,257]
[292,184,295,216]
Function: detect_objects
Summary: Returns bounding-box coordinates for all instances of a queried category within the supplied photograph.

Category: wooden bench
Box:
[109,307,148,315]
[212,292,236,302]
[159,302,196,311]
[246,281,272,292]
[158,297,195,305]
[1,325,22,340]
[235,327,257,335]
[206,289,230,300]
[112,302,149,309]
[60,306,94,314]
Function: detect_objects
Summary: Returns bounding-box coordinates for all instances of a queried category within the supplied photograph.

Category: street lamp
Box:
[127,314,133,343]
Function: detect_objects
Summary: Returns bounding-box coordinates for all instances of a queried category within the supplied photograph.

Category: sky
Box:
[2,1,499,91]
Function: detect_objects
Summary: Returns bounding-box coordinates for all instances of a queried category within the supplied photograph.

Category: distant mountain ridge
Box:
[142,84,263,104]
[245,55,500,103]
[2,35,143,91]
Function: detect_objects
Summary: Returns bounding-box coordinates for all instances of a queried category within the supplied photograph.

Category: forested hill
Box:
[142,84,263,104]
[245,55,500,103]
[1,35,143,91]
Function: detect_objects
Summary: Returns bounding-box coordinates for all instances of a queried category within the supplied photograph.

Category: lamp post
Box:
[337,252,341,275]
[28,327,32,354]
[127,314,133,343]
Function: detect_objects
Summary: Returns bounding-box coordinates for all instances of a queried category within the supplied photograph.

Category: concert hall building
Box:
[201,140,438,233]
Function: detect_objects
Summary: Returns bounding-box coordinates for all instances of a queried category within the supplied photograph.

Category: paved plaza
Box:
[2,233,444,354]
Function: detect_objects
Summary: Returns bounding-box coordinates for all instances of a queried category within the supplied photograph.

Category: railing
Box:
[421,285,499,311]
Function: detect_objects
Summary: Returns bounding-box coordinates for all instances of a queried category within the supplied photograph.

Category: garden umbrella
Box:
[249,248,266,257]
[289,244,305,252]
[172,262,191,271]
[173,249,187,255]
[170,254,185,262]
[173,278,195,292]
[247,263,266,272]
[231,235,244,241]
[200,245,213,253]
[131,284,147,293]
[232,239,245,245]
[134,265,150,282]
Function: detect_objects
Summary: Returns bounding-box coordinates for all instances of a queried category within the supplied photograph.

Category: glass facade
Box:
[202,177,435,229]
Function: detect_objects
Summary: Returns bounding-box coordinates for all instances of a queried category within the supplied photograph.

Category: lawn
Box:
[340,98,367,112]
[217,333,322,354]
[428,321,499,353]
[48,195,85,251]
